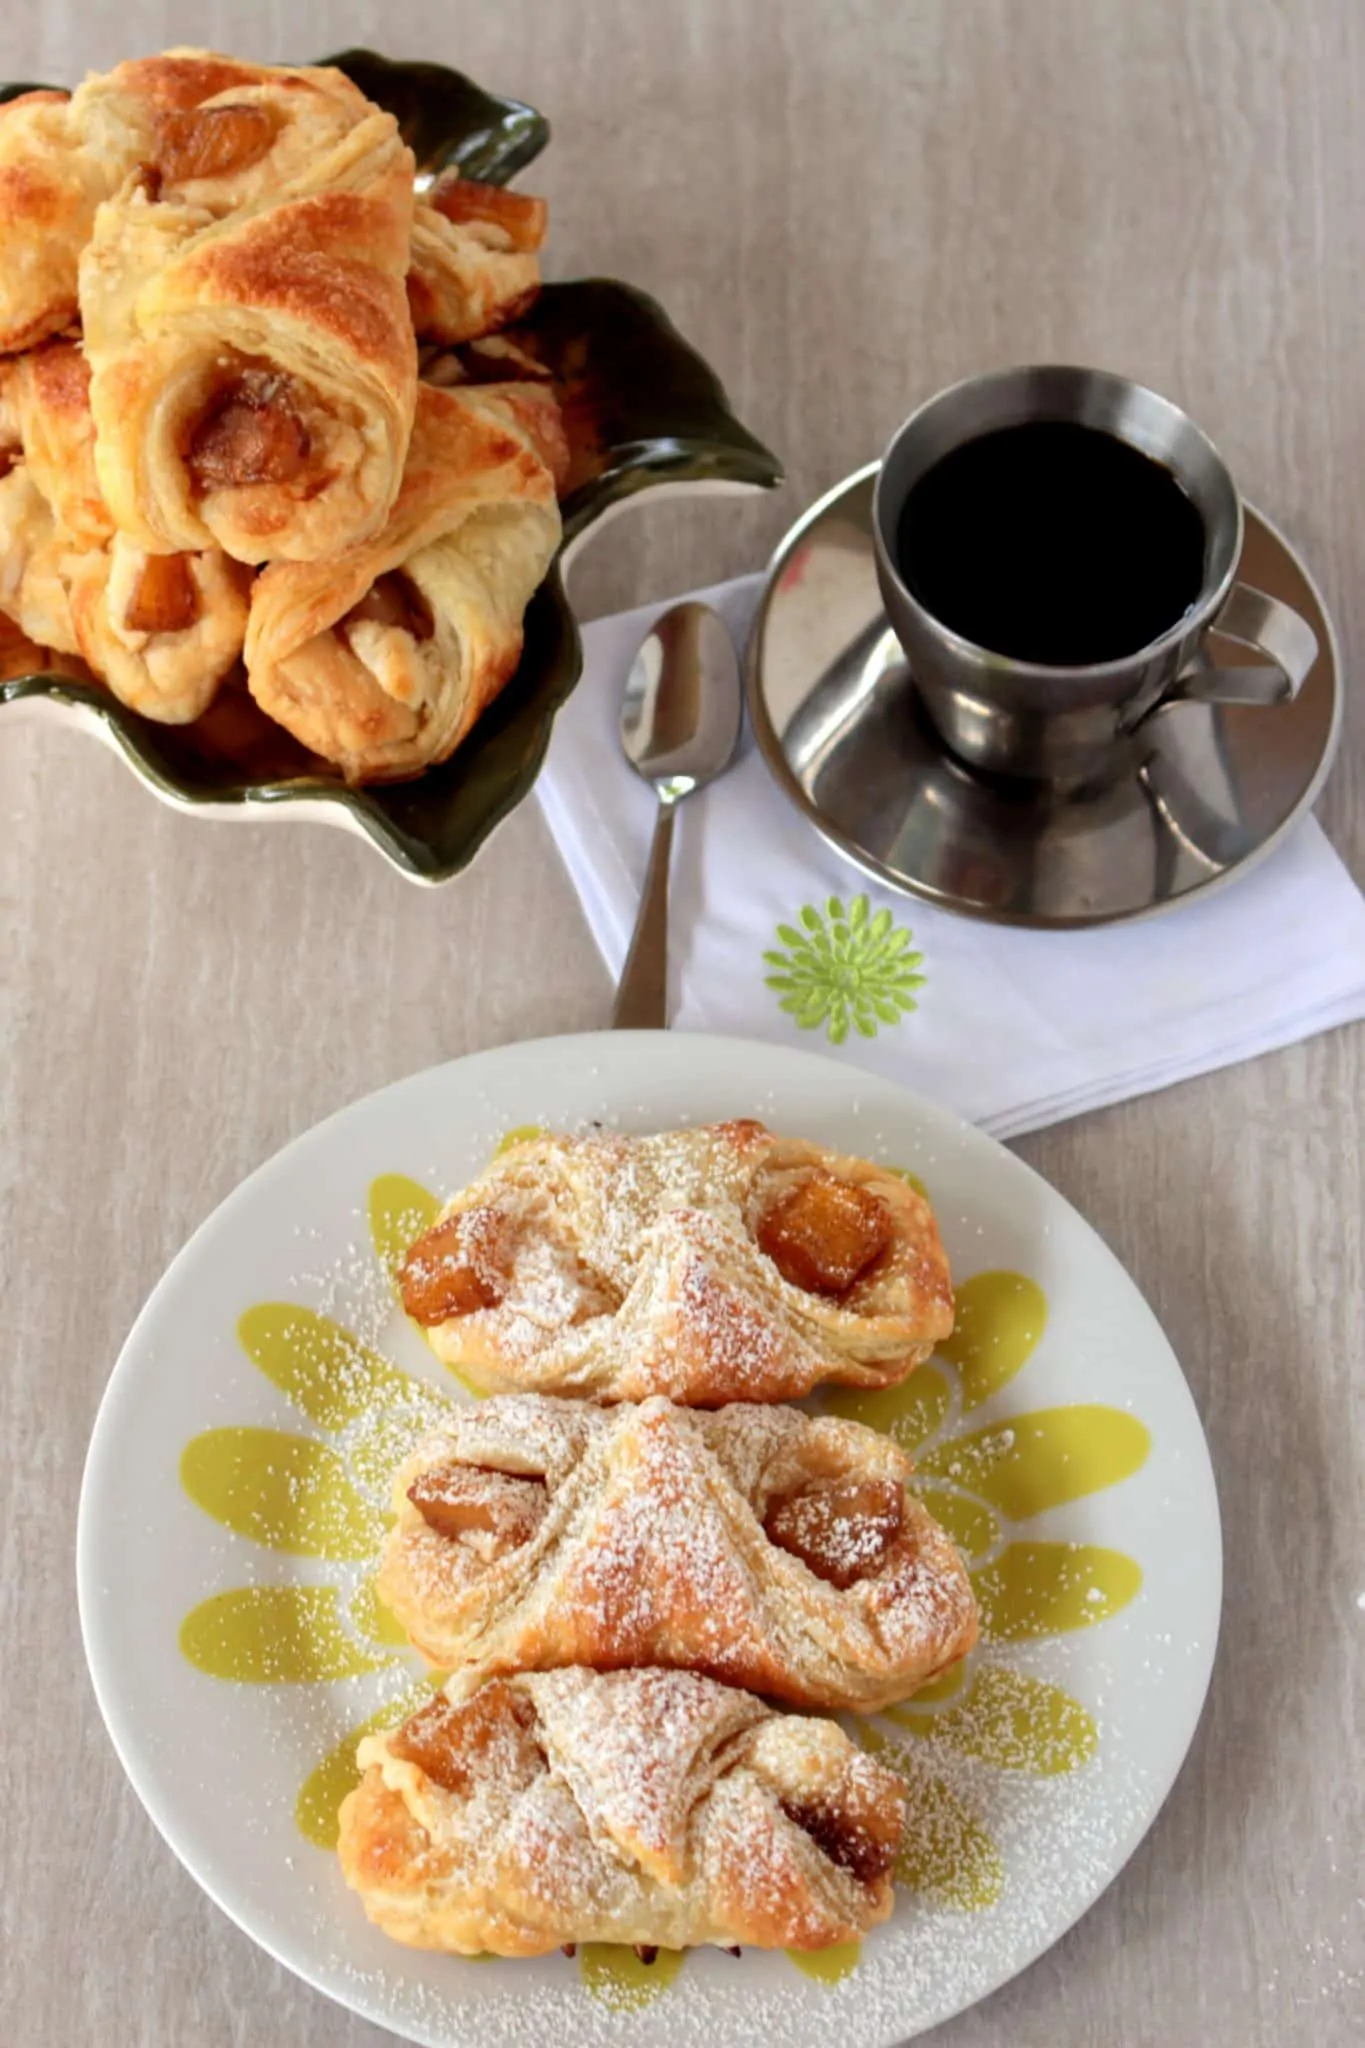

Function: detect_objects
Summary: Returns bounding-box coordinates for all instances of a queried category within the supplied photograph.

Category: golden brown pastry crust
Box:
[79,62,417,565]
[338,1667,906,1955]
[378,1394,979,1710]
[0,91,106,355]
[11,339,113,546]
[68,534,250,722]
[407,179,544,345]
[243,381,561,780]
[400,1120,954,1401]
[0,56,375,360]
[0,463,87,654]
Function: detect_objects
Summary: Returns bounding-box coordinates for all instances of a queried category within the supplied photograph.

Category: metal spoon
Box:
[611,601,743,1029]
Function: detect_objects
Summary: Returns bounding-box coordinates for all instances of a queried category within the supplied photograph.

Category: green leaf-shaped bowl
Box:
[0,50,781,882]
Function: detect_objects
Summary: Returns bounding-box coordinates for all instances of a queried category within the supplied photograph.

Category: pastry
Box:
[408,174,545,344]
[377,1394,979,1710]
[398,1120,954,1402]
[9,339,113,547]
[67,534,251,722]
[0,53,382,360]
[338,1666,906,1956]
[0,337,250,720]
[243,380,563,780]
[0,464,87,655]
[0,91,107,354]
[79,64,417,565]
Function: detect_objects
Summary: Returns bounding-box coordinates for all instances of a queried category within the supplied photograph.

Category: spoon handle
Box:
[611,797,676,1029]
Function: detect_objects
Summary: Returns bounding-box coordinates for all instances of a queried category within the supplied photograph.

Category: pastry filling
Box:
[408,1463,548,1548]
[764,1476,904,1589]
[123,551,201,635]
[389,1683,535,1794]
[155,102,279,185]
[341,572,436,645]
[185,370,312,491]
[400,1207,511,1322]
[778,1796,899,1885]
[756,1172,893,1295]
[429,174,548,252]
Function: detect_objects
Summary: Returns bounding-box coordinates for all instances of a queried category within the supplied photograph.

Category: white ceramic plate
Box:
[78,1033,1221,2047]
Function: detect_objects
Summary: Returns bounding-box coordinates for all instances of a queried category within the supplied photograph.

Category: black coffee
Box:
[894,420,1206,666]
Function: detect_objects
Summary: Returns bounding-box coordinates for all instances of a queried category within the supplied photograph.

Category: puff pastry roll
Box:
[243,381,563,780]
[378,1395,979,1711]
[408,174,545,344]
[0,91,109,353]
[72,51,388,217]
[0,55,378,358]
[339,1667,906,1956]
[399,1120,954,1402]
[79,79,417,565]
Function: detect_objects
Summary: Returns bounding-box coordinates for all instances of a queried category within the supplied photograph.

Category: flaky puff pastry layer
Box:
[0,465,86,654]
[243,380,563,781]
[378,1395,979,1712]
[80,72,416,565]
[400,1119,955,1402]
[0,337,249,720]
[408,174,546,344]
[0,92,109,354]
[339,1667,906,1956]
[68,535,251,722]
[10,339,113,546]
[0,54,386,360]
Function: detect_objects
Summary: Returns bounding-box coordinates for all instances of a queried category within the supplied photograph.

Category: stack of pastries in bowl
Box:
[0,49,566,781]
[339,1119,981,1961]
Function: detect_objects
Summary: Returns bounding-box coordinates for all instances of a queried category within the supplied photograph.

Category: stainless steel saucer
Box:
[747,463,1342,928]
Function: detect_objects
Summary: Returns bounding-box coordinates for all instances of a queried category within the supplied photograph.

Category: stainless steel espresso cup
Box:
[872,366,1319,784]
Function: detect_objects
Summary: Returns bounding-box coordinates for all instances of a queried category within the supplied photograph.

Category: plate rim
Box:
[745,461,1343,930]
[76,1029,1223,2048]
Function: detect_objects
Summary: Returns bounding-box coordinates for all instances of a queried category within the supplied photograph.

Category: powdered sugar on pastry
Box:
[338,1667,906,1955]
[378,1395,979,1711]
[398,1121,954,1401]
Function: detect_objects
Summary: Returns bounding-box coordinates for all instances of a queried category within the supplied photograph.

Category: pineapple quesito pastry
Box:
[0,47,563,777]
[398,1119,955,1401]
[338,1667,908,1956]
[378,1394,979,1711]
[0,339,249,719]
[244,380,564,781]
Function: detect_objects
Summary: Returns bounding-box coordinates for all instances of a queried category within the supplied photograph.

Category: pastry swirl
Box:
[399,1119,955,1402]
[378,1394,979,1711]
[338,1666,907,1956]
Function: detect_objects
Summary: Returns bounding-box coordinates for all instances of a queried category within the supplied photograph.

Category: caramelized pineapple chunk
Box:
[428,174,548,250]
[186,372,310,489]
[388,1683,534,1794]
[123,551,201,634]
[399,1208,509,1324]
[408,1463,548,1546]
[156,102,278,184]
[764,1476,904,1589]
[756,1172,892,1295]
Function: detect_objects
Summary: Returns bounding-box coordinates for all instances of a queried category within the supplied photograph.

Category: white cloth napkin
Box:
[537,575,1365,1137]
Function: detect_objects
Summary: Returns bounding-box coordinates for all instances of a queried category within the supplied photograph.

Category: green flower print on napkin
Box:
[764,894,926,1044]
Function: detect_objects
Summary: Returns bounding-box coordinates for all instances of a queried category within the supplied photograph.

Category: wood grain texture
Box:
[1,4,1361,2045]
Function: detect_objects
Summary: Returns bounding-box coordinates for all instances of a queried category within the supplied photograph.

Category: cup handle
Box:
[1144,582,1319,716]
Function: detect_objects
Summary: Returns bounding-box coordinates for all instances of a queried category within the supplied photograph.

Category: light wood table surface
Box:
[2,5,1362,2044]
